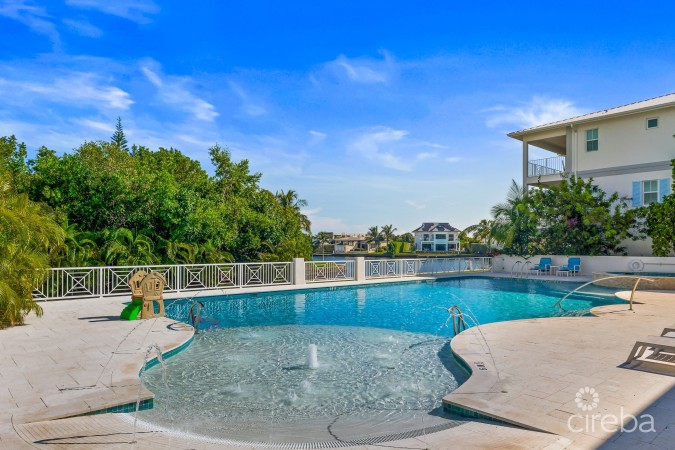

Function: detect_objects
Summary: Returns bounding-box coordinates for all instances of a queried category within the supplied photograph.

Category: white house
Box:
[508,92,675,255]
[412,223,461,252]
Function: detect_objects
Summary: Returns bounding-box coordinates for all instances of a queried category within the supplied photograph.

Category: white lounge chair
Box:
[626,335,675,367]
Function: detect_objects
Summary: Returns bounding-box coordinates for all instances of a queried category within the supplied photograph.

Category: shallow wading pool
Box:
[132,277,622,445]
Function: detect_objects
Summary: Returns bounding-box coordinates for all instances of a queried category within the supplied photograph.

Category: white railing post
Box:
[98,267,104,298]
[355,257,366,281]
[293,258,305,285]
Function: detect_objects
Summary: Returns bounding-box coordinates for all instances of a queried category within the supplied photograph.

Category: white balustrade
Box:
[34,257,492,300]
[34,262,292,301]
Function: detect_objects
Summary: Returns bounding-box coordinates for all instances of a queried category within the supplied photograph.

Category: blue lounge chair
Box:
[529,257,552,275]
[558,257,581,277]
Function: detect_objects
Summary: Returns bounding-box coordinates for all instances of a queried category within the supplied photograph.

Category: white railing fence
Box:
[366,257,492,279]
[34,257,492,301]
[33,262,293,301]
[305,261,355,283]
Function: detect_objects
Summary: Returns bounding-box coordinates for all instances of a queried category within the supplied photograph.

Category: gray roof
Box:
[508,92,675,138]
[412,222,460,233]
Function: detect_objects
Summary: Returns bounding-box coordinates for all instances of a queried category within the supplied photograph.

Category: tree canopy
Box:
[2,134,313,267]
[472,176,643,257]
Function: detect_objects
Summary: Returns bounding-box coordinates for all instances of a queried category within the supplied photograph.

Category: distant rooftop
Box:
[412,222,460,233]
[508,92,675,138]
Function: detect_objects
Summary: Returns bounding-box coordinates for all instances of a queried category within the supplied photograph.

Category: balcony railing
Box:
[528,156,565,177]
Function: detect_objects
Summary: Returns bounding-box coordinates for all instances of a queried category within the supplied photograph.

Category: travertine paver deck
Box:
[0,297,194,449]
[2,276,673,449]
[445,289,675,449]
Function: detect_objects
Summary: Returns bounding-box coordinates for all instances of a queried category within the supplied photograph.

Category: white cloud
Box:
[228,81,267,117]
[141,66,162,86]
[62,17,102,37]
[334,55,387,84]
[141,63,218,122]
[347,126,444,172]
[445,156,463,163]
[318,51,394,85]
[309,130,326,139]
[485,96,583,129]
[0,72,133,110]
[305,208,350,232]
[0,0,59,46]
[349,127,410,171]
[405,200,426,210]
[65,0,159,24]
[71,118,115,133]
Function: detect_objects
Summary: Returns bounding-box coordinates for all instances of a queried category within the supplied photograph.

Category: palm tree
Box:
[365,226,384,252]
[276,189,311,233]
[102,228,159,266]
[490,180,533,256]
[0,175,65,327]
[463,219,499,250]
[381,224,397,248]
[313,232,331,260]
[55,221,98,267]
[194,241,234,264]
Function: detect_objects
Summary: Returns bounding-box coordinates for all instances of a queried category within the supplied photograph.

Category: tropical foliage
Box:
[365,226,384,250]
[527,175,641,255]
[1,125,312,267]
[638,160,675,256]
[468,176,642,257]
[0,167,64,327]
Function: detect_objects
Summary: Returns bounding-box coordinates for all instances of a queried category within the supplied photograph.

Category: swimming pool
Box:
[136,277,621,445]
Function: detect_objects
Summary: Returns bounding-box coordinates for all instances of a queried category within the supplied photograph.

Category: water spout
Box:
[307,344,319,369]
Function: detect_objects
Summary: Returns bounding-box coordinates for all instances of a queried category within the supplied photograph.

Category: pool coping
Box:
[3,272,607,449]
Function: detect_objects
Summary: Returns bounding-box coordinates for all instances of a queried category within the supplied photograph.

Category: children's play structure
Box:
[120,270,167,320]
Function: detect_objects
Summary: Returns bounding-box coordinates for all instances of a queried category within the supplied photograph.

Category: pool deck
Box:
[446,289,675,449]
[2,273,674,449]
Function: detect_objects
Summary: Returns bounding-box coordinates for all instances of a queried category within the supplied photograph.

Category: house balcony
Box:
[525,154,566,187]
[528,155,565,177]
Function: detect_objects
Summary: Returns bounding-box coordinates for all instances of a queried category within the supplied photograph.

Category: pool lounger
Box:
[661,326,675,337]
[626,335,675,366]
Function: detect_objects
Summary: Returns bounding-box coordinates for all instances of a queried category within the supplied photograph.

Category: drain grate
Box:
[127,416,466,449]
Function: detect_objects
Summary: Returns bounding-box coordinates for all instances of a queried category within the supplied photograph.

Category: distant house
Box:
[332,232,369,252]
[412,223,461,252]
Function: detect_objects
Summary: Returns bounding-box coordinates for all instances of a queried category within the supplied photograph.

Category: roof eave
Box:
[507,99,675,139]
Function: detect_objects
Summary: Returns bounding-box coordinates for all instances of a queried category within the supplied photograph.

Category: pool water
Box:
[136,277,621,444]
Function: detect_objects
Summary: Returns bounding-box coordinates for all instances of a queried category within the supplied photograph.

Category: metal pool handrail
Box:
[553,275,655,311]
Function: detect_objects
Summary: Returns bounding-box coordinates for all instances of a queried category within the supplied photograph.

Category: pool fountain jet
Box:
[307,343,319,369]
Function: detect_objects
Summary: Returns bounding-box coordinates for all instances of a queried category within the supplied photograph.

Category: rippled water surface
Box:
[137,277,621,444]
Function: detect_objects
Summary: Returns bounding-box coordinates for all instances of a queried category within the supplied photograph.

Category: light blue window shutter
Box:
[632,181,642,207]
[658,178,670,202]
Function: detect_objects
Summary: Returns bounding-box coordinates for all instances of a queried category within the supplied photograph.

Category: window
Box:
[586,128,599,151]
[435,244,446,251]
[435,234,447,240]
[422,234,430,241]
[647,117,658,129]
[643,180,658,205]
[447,234,454,241]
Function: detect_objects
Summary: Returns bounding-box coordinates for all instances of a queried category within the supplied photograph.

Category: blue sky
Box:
[2,1,675,233]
